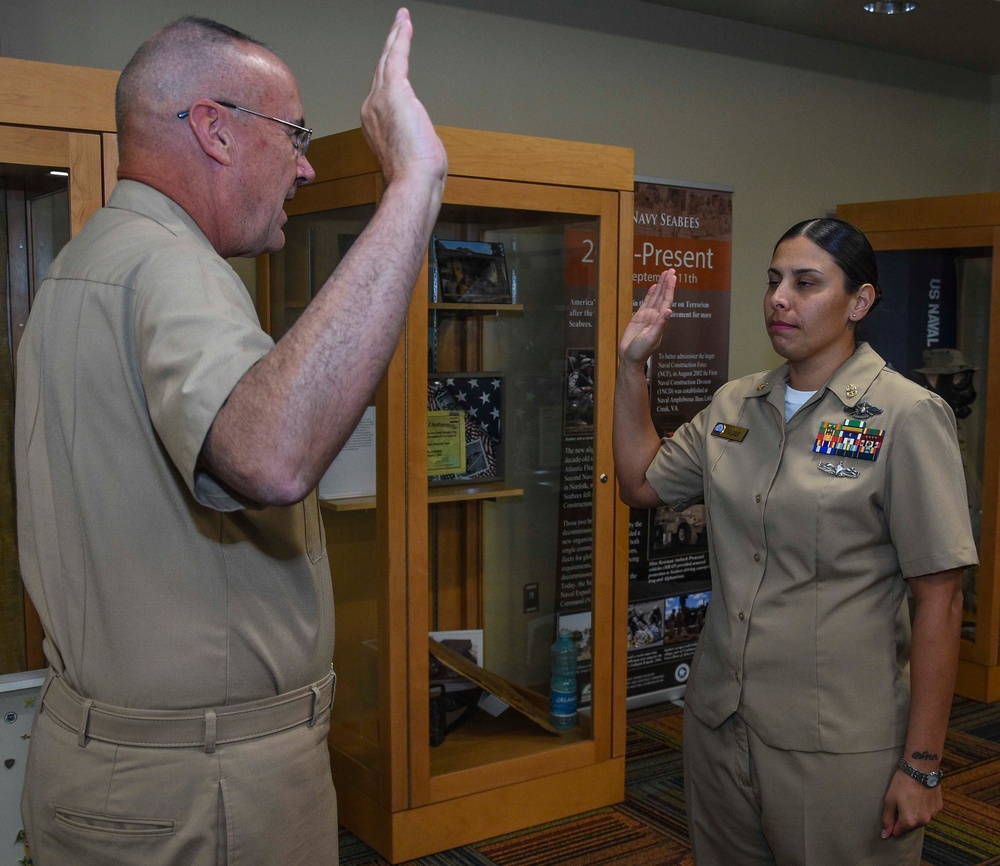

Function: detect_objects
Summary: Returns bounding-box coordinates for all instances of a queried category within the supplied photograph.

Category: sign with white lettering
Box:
[633,178,732,431]
[553,228,600,621]
[861,249,960,377]
[627,177,733,707]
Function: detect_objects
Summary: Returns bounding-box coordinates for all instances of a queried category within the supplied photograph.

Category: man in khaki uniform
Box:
[16,11,446,865]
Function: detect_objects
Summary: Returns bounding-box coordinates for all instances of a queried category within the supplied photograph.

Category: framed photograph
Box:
[563,348,595,433]
[427,373,504,486]
[432,237,511,304]
[429,629,484,692]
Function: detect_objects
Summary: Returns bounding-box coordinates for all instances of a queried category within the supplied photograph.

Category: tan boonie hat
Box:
[913,348,976,375]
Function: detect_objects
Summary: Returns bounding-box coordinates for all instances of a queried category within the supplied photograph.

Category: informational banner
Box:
[626,178,733,706]
[556,226,599,617]
[551,224,602,708]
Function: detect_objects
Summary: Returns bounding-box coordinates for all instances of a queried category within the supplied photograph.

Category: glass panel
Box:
[863,248,989,644]
[269,205,381,777]
[427,204,599,762]
[267,204,376,341]
[322,506,380,768]
[29,188,70,294]
[0,165,70,674]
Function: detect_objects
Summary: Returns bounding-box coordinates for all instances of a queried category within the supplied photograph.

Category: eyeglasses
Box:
[178,100,312,156]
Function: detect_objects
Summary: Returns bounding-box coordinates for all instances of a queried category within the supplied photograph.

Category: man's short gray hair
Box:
[115,17,271,140]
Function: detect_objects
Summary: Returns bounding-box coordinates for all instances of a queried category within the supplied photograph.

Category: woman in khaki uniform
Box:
[614,218,977,865]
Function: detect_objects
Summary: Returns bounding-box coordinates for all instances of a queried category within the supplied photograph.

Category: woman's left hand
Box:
[880,770,943,838]
[619,269,676,365]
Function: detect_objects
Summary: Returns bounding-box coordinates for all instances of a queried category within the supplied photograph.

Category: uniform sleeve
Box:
[885,392,979,577]
[133,248,274,511]
[644,403,710,510]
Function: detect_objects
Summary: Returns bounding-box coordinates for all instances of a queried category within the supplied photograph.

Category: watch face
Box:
[925,772,941,788]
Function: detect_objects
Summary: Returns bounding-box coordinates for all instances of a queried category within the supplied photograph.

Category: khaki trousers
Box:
[22,678,339,866]
[682,704,924,866]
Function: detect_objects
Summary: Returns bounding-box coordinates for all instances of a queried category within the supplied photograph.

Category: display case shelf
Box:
[427,483,523,504]
[428,707,592,777]
[429,303,524,314]
[319,496,376,513]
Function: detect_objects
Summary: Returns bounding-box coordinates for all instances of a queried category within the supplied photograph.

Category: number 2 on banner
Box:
[564,226,596,288]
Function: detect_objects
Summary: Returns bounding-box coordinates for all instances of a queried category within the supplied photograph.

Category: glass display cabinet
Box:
[838,193,1000,702]
[0,57,118,676]
[260,127,634,861]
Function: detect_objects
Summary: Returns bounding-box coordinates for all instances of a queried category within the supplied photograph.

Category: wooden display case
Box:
[838,192,1000,702]
[260,127,634,861]
[0,57,119,675]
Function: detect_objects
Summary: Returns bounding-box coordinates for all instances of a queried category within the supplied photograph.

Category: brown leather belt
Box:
[41,668,335,753]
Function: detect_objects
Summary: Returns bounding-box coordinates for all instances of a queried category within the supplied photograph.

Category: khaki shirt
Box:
[15,181,334,710]
[646,343,977,752]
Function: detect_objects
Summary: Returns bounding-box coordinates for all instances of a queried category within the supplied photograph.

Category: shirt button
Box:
[738,612,745,621]
[734,671,741,682]
[755,493,762,503]
[753,553,761,562]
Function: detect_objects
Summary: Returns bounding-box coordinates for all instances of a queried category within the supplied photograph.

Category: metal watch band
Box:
[897,756,943,788]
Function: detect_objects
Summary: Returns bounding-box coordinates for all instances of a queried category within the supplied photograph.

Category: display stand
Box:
[260,127,634,861]
[838,192,1000,702]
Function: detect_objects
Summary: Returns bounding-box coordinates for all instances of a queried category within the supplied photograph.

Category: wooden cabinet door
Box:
[0,125,107,673]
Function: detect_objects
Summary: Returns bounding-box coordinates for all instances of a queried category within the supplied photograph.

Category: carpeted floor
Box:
[339,697,1000,866]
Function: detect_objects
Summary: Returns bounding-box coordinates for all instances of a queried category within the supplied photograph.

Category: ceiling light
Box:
[863,2,917,12]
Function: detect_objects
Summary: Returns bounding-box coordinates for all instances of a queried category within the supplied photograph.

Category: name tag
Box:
[711,422,748,442]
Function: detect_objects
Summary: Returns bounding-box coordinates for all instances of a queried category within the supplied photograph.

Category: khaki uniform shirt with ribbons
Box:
[646,343,977,753]
[15,180,334,711]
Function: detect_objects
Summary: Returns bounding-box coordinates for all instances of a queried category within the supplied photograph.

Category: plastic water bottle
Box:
[549,628,578,730]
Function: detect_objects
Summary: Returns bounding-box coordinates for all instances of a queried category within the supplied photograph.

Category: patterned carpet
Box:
[339,697,1000,866]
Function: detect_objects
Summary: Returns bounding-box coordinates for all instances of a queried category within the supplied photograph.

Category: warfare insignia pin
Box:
[846,401,883,420]
[818,461,860,478]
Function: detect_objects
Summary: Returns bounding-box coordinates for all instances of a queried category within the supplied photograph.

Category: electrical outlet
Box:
[523,582,539,613]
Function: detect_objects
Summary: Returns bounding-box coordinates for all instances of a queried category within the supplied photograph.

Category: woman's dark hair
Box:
[774,218,882,311]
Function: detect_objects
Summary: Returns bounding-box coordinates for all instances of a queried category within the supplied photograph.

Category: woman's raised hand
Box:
[619,269,676,365]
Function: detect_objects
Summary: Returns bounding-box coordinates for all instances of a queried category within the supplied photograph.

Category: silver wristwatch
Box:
[897,756,943,788]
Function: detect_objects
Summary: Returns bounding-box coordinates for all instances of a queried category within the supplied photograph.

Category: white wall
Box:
[1,0,992,376]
